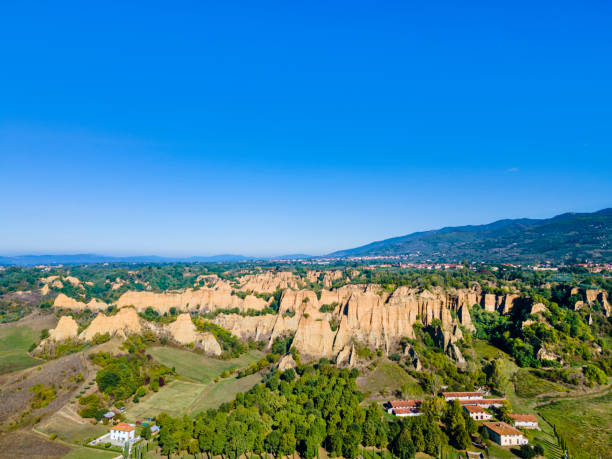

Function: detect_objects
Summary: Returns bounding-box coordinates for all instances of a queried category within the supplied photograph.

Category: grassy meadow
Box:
[123,347,267,421]
[0,323,42,374]
[538,388,612,459]
[126,380,207,418]
[189,372,263,413]
[62,446,120,459]
[357,361,423,399]
[512,368,568,398]
[147,346,264,383]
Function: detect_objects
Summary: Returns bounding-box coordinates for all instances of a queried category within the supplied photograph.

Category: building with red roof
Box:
[508,413,539,429]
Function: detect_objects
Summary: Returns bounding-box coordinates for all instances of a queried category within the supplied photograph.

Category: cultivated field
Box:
[512,368,568,398]
[125,380,207,419]
[538,387,612,459]
[0,323,42,374]
[356,361,423,400]
[148,346,264,383]
[189,372,263,413]
[122,347,267,421]
[62,446,119,459]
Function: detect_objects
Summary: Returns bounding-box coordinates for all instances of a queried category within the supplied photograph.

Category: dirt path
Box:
[534,383,611,408]
[185,380,213,413]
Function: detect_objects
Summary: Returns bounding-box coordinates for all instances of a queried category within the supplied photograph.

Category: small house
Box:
[460,398,507,408]
[387,400,423,414]
[387,400,422,415]
[151,425,160,435]
[508,414,539,429]
[442,391,484,401]
[483,422,528,446]
[110,422,136,444]
[463,405,492,421]
[103,411,115,419]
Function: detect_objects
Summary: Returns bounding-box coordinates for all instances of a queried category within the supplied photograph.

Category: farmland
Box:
[189,372,263,413]
[62,446,119,459]
[125,379,206,418]
[0,323,42,375]
[356,361,423,400]
[122,347,266,420]
[538,388,612,459]
[147,346,264,383]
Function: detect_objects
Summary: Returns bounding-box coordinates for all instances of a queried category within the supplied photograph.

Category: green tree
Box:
[141,424,151,440]
[393,429,416,459]
[159,428,177,458]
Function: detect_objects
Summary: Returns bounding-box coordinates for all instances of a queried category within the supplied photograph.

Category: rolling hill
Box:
[329,208,612,263]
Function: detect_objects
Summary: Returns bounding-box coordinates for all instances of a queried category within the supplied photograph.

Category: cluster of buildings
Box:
[386,391,538,448]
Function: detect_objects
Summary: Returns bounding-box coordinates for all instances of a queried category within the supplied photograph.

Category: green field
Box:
[125,379,207,419]
[123,347,267,420]
[148,346,264,383]
[513,368,568,398]
[189,373,263,413]
[357,361,423,398]
[537,388,612,459]
[472,339,507,360]
[63,446,119,459]
[39,410,110,443]
[0,323,42,374]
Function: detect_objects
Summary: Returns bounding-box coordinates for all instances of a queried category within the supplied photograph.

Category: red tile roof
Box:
[442,392,483,397]
[389,400,422,408]
[483,422,524,437]
[112,422,136,432]
[463,405,488,413]
[509,414,538,423]
[459,398,507,406]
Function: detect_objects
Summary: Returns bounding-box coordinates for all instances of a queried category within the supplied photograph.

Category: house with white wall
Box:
[483,422,528,446]
[110,423,136,444]
[509,414,539,429]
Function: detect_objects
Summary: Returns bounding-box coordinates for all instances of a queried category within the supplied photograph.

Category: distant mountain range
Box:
[328,208,612,263]
[2,209,610,266]
[0,253,313,266]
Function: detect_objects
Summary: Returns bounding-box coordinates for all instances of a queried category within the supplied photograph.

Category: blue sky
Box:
[1,1,611,256]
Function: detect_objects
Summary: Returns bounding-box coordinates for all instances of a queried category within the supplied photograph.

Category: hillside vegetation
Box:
[330,208,612,263]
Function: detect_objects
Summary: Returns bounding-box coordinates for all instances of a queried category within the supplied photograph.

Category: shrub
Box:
[583,365,607,386]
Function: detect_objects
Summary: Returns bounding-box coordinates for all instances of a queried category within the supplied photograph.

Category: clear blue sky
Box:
[1,1,610,256]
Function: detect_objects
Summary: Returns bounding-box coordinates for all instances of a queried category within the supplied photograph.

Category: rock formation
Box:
[48,316,78,341]
[79,308,142,341]
[209,284,513,365]
[537,347,563,364]
[238,271,299,293]
[277,354,297,371]
[42,309,222,357]
[166,313,222,355]
[115,288,268,314]
[53,293,108,311]
[530,302,548,315]
[47,271,566,366]
[403,344,422,371]
[585,289,611,316]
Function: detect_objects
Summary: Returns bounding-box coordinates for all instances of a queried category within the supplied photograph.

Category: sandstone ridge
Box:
[40,310,222,356]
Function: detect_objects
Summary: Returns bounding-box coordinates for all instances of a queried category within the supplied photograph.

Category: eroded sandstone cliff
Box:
[115,288,269,314]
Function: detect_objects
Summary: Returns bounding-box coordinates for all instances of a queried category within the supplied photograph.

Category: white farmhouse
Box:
[442,391,484,401]
[484,422,528,446]
[463,405,493,421]
[509,414,539,429]
[110,422,136,444]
